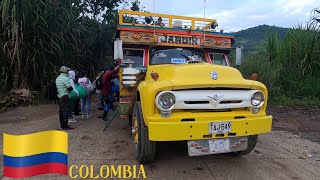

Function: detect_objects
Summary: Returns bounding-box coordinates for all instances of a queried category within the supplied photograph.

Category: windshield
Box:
[150,47,207,65]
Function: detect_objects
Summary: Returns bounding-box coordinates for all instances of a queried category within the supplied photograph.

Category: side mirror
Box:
[114,39,123,61]
[236,47,242,66]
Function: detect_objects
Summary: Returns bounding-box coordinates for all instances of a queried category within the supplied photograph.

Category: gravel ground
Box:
[0,102,320,180]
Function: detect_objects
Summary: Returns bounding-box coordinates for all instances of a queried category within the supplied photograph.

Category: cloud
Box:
[138,0,320,32]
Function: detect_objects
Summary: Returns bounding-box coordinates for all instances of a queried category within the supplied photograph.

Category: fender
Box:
[137,80,173,126]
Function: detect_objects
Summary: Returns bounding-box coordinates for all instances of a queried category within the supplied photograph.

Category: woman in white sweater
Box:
[68,71,79,122]
[78,71,93,118]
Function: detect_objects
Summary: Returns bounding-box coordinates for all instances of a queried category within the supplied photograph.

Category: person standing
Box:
[68,70,79,122]
[95,71,104,110]
[56,66,73,130]
[78,71,93,118]
[100,65,120,121]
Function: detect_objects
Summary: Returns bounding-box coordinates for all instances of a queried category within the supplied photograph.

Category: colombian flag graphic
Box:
[3,130,68,178]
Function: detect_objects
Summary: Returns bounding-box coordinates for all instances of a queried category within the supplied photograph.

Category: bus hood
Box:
[147,63,254,90]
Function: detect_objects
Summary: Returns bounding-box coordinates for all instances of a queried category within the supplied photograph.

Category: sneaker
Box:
[68,118,77,123]
[86,115,92,119]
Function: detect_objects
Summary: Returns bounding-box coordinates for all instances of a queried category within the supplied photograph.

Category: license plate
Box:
[208,139,230,152]
[209,122,232,134]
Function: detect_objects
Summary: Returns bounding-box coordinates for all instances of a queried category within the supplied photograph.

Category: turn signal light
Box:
[251,73,258,81]
[202,148,209,152]
[150,72,159,81]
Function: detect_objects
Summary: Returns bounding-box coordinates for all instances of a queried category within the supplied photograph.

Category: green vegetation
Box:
[0,0,141,94]
[237,11,320,106]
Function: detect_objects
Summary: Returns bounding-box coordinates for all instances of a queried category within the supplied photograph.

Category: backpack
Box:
[85,83,94,94]
[78,77,94,95]
[96,76,103,90]
[84,78,94,95]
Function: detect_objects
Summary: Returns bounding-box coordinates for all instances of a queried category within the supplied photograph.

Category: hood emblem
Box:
[208,95,223,101]
[210,71,218,80]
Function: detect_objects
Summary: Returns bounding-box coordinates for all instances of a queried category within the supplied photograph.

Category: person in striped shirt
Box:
[56,66,73,130]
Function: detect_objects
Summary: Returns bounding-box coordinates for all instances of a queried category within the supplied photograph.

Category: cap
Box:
[60,66,69,73]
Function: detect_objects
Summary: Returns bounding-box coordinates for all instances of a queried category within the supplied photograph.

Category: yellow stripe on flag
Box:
[4,130,68,157]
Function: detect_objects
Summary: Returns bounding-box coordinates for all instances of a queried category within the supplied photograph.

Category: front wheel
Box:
[231,135,258,156]
[131,102,156,163]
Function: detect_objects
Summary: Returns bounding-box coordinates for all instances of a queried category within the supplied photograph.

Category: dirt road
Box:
[0,103,320,180]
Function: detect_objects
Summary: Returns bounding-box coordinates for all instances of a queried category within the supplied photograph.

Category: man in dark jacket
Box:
[100,65,120,120]
[95,71,104,110]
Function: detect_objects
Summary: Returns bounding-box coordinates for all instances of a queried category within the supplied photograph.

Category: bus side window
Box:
[209,53,227,66]
[123,49,144,66]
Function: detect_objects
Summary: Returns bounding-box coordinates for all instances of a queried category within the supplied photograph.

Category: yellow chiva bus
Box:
[114,10,272,163]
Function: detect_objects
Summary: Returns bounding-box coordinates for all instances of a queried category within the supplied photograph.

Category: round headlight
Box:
[157,92,175,110]
[251,91,264,107]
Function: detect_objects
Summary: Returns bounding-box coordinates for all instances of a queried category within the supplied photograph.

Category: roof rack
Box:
[119,10,218,31]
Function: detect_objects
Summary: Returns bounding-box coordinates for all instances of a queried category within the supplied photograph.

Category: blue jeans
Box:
[112,85,119,101]
[104,95,113,112]
[112,85,119,94]
[81,95,92,116]
[103,85,120,113]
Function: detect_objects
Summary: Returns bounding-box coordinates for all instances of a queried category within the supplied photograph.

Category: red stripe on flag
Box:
[4,163,68,178]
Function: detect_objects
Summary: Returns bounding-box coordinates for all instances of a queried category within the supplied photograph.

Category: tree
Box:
[0,0,122,91]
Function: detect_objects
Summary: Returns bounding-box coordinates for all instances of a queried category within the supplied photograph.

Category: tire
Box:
[231,135,258,156]
[132,102,156,163]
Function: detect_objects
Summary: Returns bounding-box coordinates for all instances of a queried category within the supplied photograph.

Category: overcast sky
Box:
[137,0,320,32]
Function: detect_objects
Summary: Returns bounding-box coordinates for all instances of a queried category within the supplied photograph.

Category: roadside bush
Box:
[239,51,281,96]
[239,15,320,101]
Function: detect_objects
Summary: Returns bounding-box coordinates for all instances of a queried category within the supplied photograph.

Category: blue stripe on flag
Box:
[4,152,68,168]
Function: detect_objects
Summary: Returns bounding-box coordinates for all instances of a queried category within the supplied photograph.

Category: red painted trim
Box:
[205,53,212,64]
[225,54,231,67]
[4,163,68,178]
[119,96,134,102]
[118,27,234,39]
[123,44,149,48]
[144,48,148,66]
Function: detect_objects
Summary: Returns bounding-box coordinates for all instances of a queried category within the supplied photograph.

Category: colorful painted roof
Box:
[117,10,234,49]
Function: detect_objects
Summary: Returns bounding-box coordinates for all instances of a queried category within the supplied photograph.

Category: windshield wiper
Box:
[180,53,189,60]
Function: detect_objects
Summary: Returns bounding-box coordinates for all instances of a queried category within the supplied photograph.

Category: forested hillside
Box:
[234,25,291,51]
